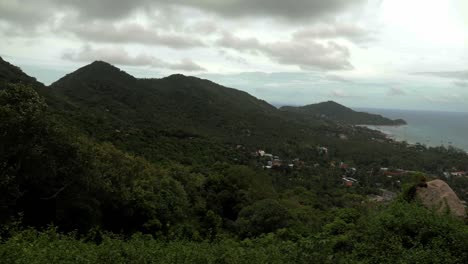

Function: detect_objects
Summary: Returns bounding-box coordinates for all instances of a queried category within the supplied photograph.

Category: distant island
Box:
[280,101,407,126]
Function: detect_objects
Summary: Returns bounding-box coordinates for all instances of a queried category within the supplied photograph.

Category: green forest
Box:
[1,57,467,263]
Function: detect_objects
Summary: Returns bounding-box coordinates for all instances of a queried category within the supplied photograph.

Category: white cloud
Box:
[62,45,205,71]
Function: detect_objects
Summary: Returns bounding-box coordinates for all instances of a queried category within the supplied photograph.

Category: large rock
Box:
[416,179,466,218]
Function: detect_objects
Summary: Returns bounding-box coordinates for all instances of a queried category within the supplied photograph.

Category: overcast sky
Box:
[1,0,467,111]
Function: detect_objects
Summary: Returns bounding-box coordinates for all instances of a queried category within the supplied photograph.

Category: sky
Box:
[1,0,467,111]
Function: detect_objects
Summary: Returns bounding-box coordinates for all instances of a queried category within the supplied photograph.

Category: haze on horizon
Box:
[1,0,467,111]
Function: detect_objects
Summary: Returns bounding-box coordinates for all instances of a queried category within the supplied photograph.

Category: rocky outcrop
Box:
[416,179,466,218]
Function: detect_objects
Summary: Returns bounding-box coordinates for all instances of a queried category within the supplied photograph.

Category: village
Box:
[244,144,468,204]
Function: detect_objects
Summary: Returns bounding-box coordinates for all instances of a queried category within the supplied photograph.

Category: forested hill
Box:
[0,57,42,87]
[48,61,302,141]
[280,100,407,125]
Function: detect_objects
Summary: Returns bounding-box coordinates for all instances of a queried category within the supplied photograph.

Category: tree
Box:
[236,199,291,237]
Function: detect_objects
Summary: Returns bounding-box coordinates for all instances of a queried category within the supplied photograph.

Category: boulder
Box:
[416,179,466,218]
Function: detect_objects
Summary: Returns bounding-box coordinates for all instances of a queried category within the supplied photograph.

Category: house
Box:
[264,153,273,159]
[293,158,305,168]
[339,162,349,170]
[347,177,358,183]
[272,159,282,167]
[451,171,466,177]
[317,146,328,156]
[342,177,358,187]
[342,177,354,187]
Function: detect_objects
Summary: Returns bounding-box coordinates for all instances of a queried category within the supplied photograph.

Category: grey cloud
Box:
[64,22,205,49]
[171,0,365,21]
[330,89,357,98]
[218,50,250,65]
[53,0,149,20]
[1,0,365,28]
[187,21,220,34]
[62,45,205,71]
[264,40,352,70]
[454,81,468,87]
[216,33,262,52]
[387,87,406,96]
[293,23,374,43]
[325,74,351,83]
[216,33,352,70]
[0,0,55,32]
[412,71,468,80]
[54,0,365,21]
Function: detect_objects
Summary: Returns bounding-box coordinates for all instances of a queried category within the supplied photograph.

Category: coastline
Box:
[361,124,468,152]
[355,108,468,152]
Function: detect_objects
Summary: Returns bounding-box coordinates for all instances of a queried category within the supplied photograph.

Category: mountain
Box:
[0,57,402,159]
[0,57,42,87]
[280,101,407,125]
[48,61,303,141]
[43,61,339,164]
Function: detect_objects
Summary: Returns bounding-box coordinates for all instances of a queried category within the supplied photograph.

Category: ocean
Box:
[355,108,468,152]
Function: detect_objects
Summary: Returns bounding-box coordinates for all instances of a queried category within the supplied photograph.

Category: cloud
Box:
[387,87,406,96]
[169,58,206,71]
[330,89,356,98]
[454,81,468,87]
[63,22,205,49]
[264,40,352,70]
[62,45,156,66]
[0,0,52,29]
[1,0,366,28]
[62,45,205,71]
[54,0,149,20]
[55,0,365,21]
[172,0,365,21]
[218,50,249,65]
[293,23,374,43]
[216,32,262,53]
[424,93,463,104]
[412,71,468,80]
[1,0,364,70]
[325,74,351,83]
[216,32,352,70]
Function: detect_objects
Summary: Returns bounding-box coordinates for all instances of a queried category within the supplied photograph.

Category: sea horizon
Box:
[356,107,468,152]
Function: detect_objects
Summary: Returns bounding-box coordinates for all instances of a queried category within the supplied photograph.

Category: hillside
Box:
[280,101,407,125]
[47,61,323,148]
[0,57,42,87]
